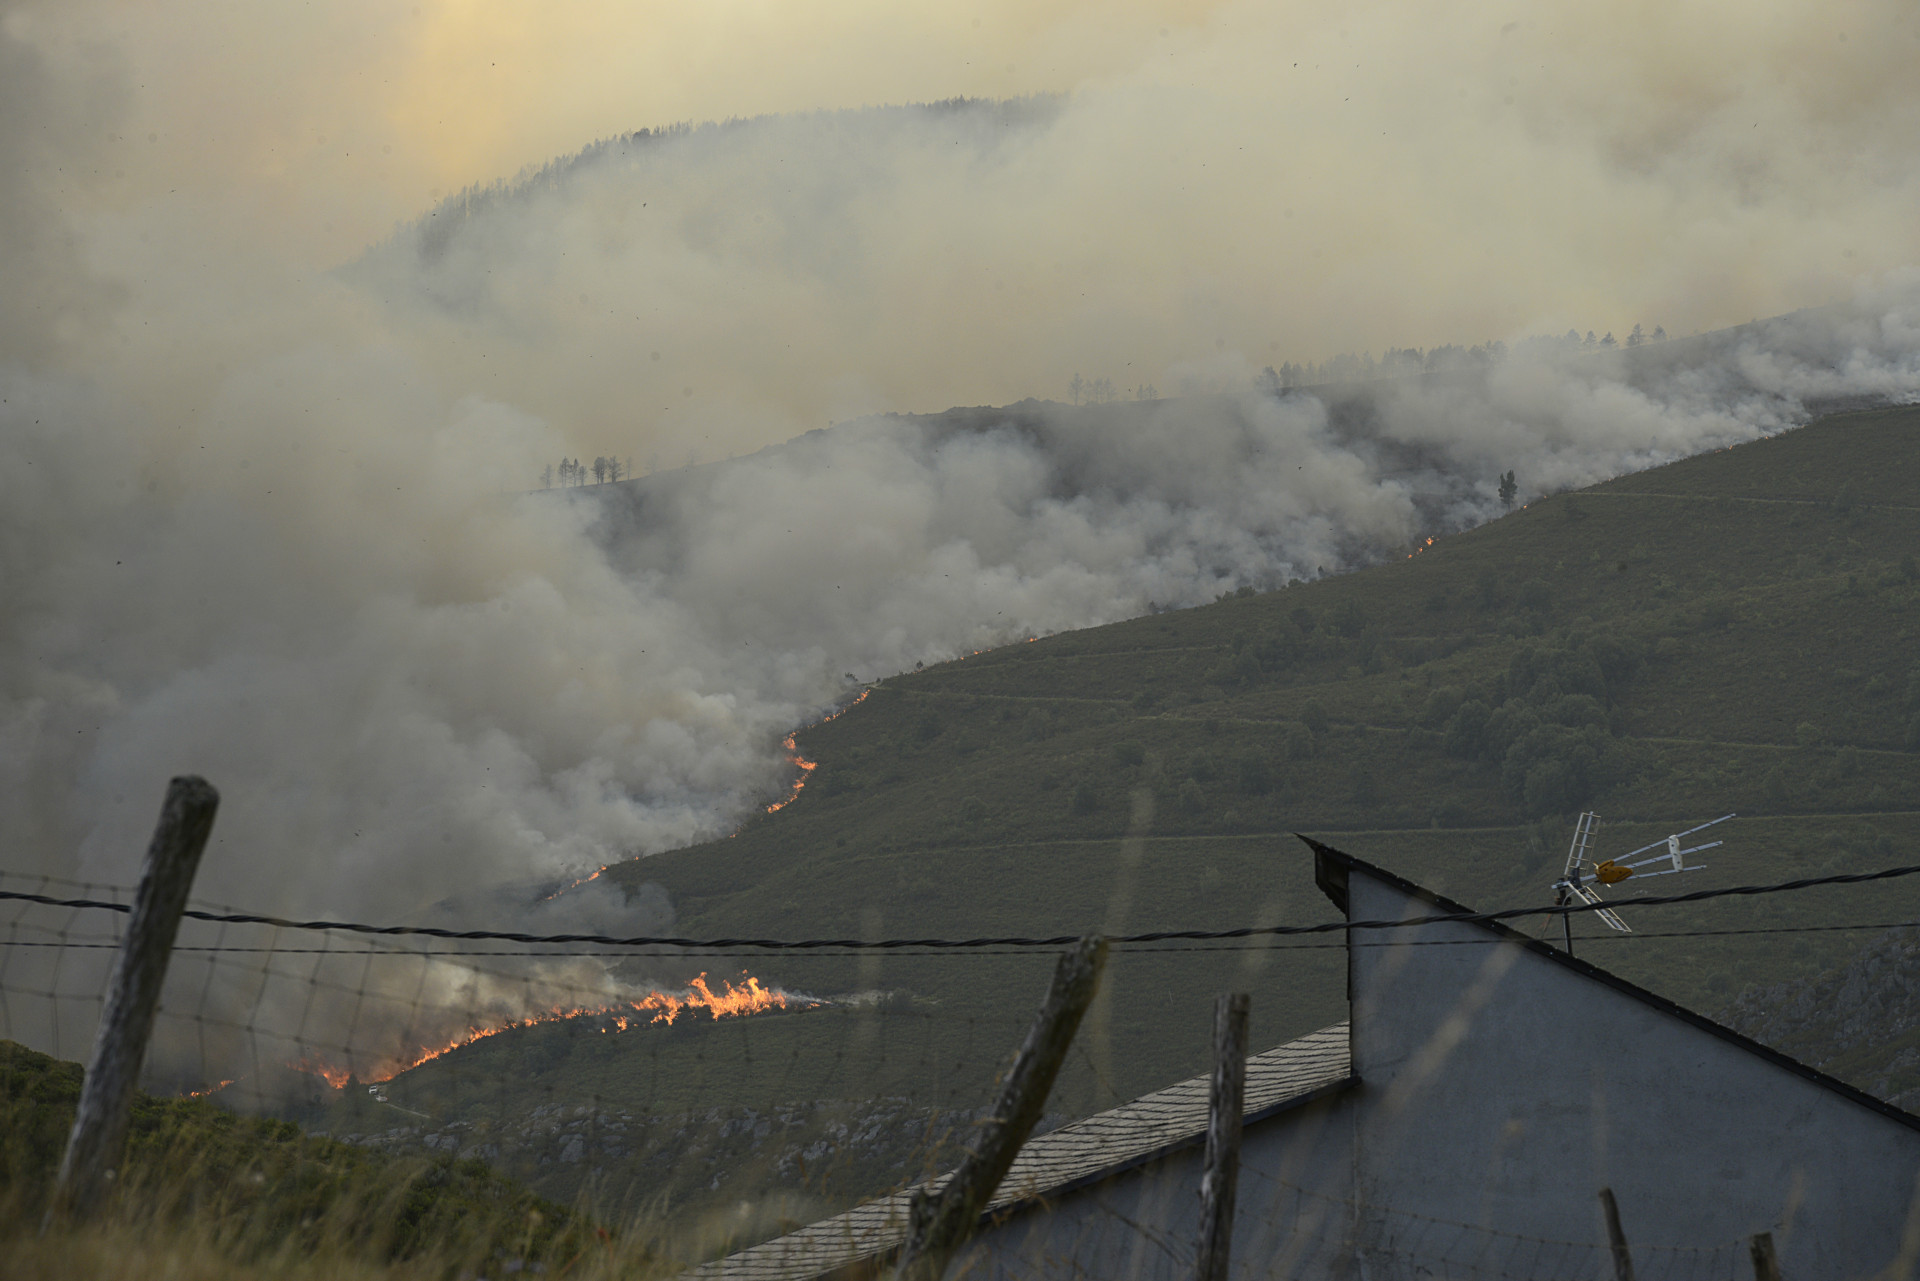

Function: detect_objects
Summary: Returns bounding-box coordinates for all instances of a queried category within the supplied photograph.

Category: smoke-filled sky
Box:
[5,0,1920,935]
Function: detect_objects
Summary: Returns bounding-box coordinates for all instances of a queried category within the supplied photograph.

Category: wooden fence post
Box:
[1749,1232,1782,1281]
[895,935,1108,1281]
[46,776,219,1224]
[1598,1187,1635,1281]
[1192,992,1251,1281]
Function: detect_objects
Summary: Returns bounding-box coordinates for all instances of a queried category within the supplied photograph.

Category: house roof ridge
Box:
[1300,834,1920,1136]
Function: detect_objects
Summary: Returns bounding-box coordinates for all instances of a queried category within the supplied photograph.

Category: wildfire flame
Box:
[294,972,810,1087]
[765,689,867,813]
[185,1079,235,1099]
[1407,536,1437,560]
[541,865,605,902]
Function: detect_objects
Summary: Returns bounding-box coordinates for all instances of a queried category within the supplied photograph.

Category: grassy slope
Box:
[347,406,1919,1243]
[600,404,1920,1097]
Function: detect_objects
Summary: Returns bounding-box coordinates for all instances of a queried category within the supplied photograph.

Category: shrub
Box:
[1354,628,1385,674]
[1544,694,1607,731]
[1443,700,1492,759]
[1280,722,1317,760]
[1255,629,1301,671]
[1500,723,1617,817]
[1070,782,1100,815]
[1301,700,1330,736]
[1418,686,1466,730]
[1584,631,1645,686]
[1484,702,1542,760]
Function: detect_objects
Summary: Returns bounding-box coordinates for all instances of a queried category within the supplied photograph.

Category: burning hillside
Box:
[766,690,868,815]
[293,972,817,1088]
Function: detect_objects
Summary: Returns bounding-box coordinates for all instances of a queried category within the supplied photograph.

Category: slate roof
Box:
[690,1022,1353,1281]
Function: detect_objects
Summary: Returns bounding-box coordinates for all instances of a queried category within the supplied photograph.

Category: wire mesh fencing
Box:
[970,1161,1758,1281]
[0,868,1074,1250]
[0,857,1867,1277]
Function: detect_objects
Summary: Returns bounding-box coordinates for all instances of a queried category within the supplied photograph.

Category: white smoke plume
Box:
[7,285,1918,934]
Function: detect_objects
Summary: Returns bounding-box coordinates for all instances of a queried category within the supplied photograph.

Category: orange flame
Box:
[185,1079,235,1099]
[541,865,605,902]
[546,691,877,896]
[293,1058,356,1090]
[765,689,867,813]
[294,972,810,1087]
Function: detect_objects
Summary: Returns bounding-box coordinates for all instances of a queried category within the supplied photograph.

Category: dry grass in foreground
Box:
[1,1039,684,1279]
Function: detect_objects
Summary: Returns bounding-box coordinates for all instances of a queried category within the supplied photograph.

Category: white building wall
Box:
[954,1092,1353,1280]
[951,858,1920,1280]
[1343,864,1920,1278]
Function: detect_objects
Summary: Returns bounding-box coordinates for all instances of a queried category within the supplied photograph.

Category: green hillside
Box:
[607,402,1920,1081]
[341,404,1920,1247]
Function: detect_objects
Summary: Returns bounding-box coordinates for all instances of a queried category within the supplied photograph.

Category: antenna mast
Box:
[1548,812,1734,955]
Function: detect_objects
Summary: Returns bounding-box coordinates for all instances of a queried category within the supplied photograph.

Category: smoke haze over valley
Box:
[7,0,1920,945]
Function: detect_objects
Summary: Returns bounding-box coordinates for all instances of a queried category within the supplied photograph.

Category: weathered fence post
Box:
[1749,1231,1782,1281]
[895,935,1108,1281]
[1598,1187,1635,1281]
[1192,992,1251,1281]
[46,776,219,1225]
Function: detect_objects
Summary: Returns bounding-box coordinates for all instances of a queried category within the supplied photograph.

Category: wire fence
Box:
[2,856,1901,1274]
[0,868,1063,1236]
[980,1163,1763,1281]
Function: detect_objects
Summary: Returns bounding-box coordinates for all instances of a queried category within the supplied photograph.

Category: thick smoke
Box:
[7,289,1917,934]
[5,0,1920,1086]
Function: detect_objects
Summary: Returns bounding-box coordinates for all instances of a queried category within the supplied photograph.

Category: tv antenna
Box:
[1549,811,1735,954]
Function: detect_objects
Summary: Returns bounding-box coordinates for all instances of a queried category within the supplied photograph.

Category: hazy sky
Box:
[15,0,1920,373]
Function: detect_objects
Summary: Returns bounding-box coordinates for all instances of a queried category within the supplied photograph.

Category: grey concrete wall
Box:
[953,1094,1354,1281]
[951,862,1920,1279]
[1344,866,1920,1278]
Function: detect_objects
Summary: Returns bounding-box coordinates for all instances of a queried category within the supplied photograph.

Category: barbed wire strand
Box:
[3,859,1919,952]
